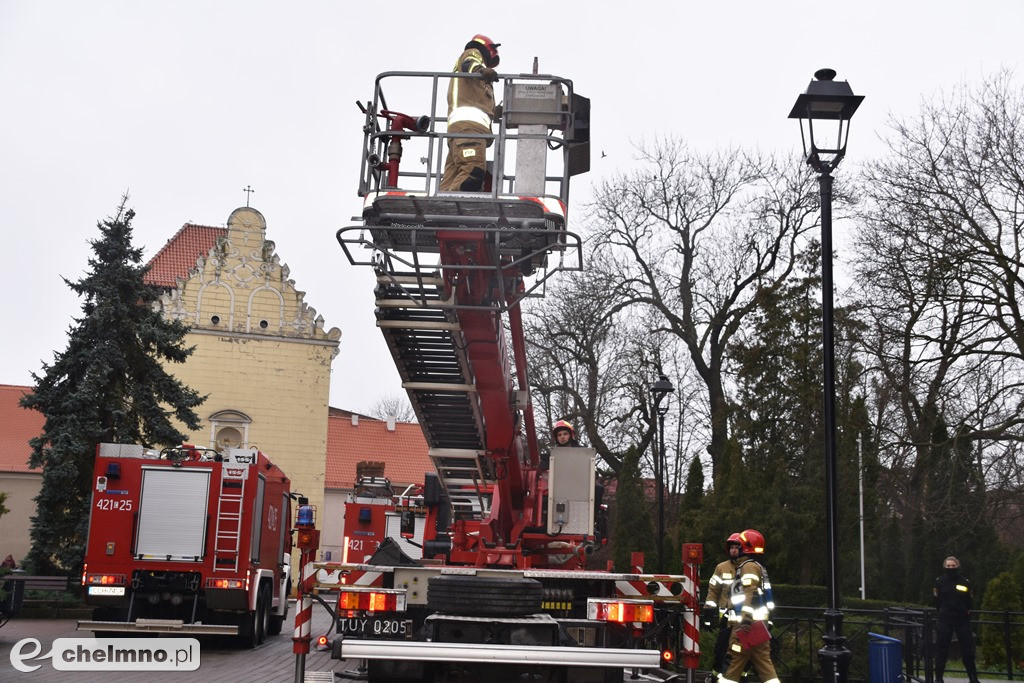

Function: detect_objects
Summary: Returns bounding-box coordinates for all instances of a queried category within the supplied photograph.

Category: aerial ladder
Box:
[327,67,702,683]
[338,68,590,568]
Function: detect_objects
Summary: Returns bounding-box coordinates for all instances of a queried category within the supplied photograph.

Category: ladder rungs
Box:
[376,274,444,286]
[405,381,474,392]
[377,320,461,331]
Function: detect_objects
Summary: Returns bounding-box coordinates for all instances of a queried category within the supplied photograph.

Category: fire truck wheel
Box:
[256,583,271,644]
[267,582,290,636]
[427,575,542,617]
[241,583,270,648]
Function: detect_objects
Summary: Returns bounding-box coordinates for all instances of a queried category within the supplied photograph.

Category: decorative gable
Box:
[151,207,341,350]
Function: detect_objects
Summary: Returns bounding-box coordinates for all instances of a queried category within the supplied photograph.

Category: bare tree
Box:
[855,70,1024,462]
[524,250,706,511]
[588,138,820,479]
[852,71,1024,559]
[524,251,673,473]
[368,393,417,423]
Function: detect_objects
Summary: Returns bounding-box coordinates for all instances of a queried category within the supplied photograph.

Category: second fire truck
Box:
[77,443,293,647]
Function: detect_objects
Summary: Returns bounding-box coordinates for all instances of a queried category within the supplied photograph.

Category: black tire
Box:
[427,575,542,617]
[239,583,269,648]
[256,583,270,645]
[267,581,290,636]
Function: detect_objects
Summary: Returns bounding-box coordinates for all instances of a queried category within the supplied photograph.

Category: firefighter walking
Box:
[721,529,779,683]
[440,34,501,192]
[703,533,743,681]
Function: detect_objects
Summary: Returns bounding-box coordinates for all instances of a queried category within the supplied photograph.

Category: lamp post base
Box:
[818,608,851,683]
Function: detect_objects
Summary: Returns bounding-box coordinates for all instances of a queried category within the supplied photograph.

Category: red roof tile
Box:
[145,224,225,288]
[326,411,432,490]
[0,384,44,474]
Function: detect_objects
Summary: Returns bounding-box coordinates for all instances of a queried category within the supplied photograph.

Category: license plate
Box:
[338,616,410,638]
[88,586,126,596]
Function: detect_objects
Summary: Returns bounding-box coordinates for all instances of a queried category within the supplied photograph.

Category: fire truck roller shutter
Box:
[136,468,211,559]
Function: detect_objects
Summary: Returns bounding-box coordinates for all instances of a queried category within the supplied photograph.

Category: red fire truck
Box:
[342,464,426,565]
[317,67,704,682]
[77,442,293,647]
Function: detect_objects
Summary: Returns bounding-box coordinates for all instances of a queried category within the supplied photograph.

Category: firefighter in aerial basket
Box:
[440,34,501,192]
[721,529,779,683]
[551,420,579,448]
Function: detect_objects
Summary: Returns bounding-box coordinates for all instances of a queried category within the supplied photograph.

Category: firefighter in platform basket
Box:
[441,34,501,192]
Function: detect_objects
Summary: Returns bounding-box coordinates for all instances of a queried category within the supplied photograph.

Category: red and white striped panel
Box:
[615,574,696,602]
[314,567,385,588]
[681,557,701,668]
[292,554,318,654]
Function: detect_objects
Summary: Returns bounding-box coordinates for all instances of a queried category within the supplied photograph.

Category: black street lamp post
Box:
[788,68,863,683]
[650,374,674,573]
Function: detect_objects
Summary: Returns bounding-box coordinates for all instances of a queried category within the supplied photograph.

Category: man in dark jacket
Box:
[933,556,980,683]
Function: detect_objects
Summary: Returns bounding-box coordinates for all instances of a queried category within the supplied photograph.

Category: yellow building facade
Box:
[150,206,341,558]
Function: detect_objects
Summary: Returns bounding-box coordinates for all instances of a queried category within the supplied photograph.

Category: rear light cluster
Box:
[84,573,126,586]
[206,578,246,590]
[336,588,407,614]
[587,598,655,623]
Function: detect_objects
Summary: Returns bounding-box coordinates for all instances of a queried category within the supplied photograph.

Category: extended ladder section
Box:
[374,272,493,517]
[212,473,246,572]
[339,70,589,537]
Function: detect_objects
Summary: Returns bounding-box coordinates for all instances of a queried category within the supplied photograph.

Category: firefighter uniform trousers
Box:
[724,631,777,683]
[440,120,489,191]
[705,558,739,675]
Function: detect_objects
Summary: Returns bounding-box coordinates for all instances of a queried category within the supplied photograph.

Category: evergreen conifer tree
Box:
[979,573,1024,666]
[612,446,656,571]
[21,199,203,574]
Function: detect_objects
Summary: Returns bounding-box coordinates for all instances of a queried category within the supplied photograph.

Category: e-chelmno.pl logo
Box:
[10,637,200,673]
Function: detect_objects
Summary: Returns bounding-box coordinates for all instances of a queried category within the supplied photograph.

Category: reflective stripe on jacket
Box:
[447,47,495,126]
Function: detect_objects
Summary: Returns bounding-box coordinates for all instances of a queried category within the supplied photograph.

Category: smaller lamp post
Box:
[788,68,863,683]
[650,374,674,573]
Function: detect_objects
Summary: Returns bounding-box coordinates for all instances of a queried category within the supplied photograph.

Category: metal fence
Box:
[767,606,1024,682]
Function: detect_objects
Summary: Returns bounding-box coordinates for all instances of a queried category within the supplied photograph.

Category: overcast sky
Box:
[2,1,1021,414]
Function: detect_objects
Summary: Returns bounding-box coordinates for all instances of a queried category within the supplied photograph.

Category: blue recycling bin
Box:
[868,632,904,683]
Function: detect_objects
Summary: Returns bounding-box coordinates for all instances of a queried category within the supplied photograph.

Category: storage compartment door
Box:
[135,468,211,560]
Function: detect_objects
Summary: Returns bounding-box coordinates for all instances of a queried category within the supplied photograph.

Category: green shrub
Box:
[979,572,1024,667]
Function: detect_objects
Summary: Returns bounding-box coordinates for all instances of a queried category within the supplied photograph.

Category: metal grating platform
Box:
[363,193,567,257]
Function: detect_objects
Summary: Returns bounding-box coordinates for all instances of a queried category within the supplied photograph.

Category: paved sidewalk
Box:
[0,601,344,682]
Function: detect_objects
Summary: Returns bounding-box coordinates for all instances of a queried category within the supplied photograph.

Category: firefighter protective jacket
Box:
[727,559,773,624]
[933,571,973,618]
[447,47,496,128]
[705,557,740,613]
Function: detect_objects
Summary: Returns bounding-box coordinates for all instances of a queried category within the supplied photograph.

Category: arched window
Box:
[208,409,252,451]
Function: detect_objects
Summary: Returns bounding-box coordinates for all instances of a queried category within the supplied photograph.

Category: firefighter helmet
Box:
[738,529,765,555]
[726,532,743,548]
[467,34,500,67]
[551,420,575,440]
